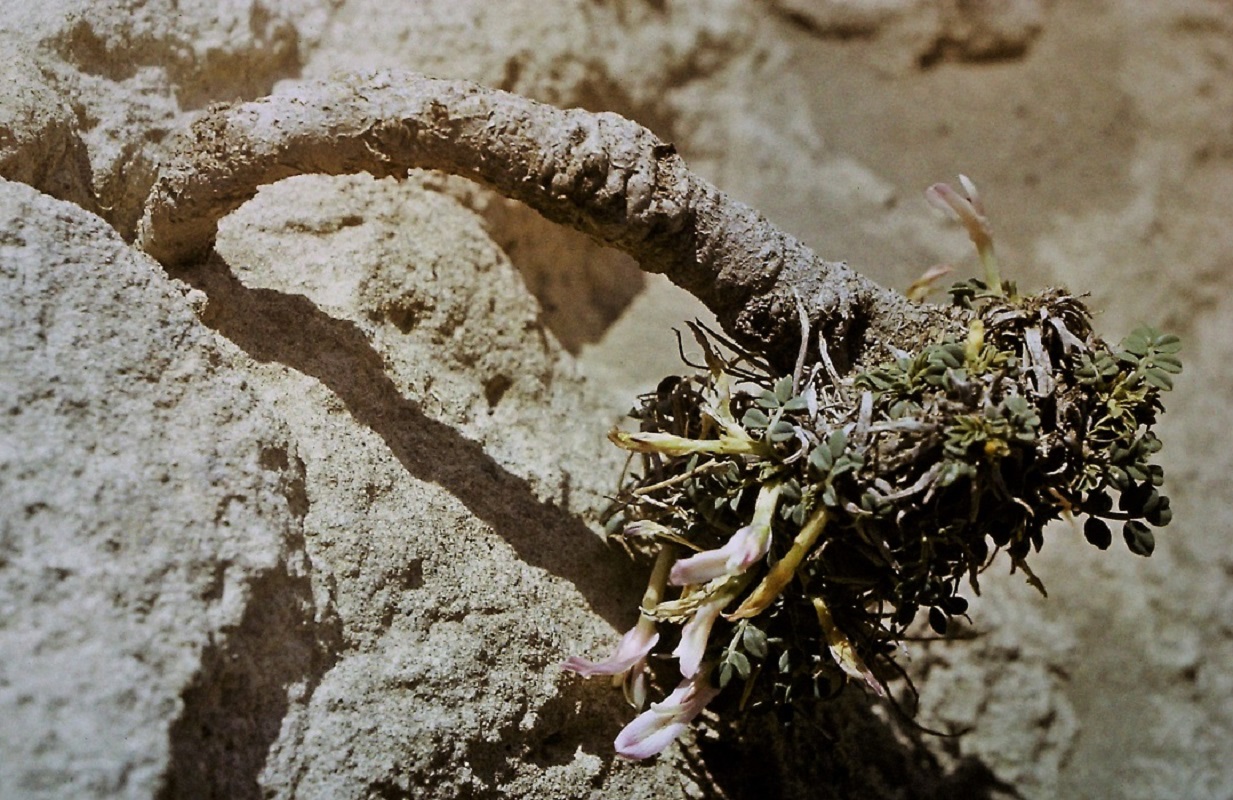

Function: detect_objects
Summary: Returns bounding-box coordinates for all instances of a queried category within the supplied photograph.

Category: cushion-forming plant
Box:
[138,71,1179,759]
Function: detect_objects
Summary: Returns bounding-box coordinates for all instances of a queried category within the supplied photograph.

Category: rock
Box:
[196,173,703,798]
[0,168,704,799]
[765,0,1044,67]
[0,52,96,212]
[1,0,325,238]
[0,178,322,799]
[3,1,1232,797]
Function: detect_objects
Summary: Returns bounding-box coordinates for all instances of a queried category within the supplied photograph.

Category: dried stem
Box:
[137,70,945,369]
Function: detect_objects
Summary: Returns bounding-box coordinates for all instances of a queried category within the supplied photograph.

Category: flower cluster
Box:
[563,178,1180,759]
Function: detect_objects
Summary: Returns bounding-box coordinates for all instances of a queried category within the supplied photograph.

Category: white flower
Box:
[672,592,727,679]
[925,175,1003,294]
[561,617,659,679]
[668,482,782,587]
[562,547,675,709]
[668,523,765,586]
[614,671,720,760]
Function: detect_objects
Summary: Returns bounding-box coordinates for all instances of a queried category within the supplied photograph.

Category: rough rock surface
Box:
[0,178,318,798]
[200,172,703,799]
[0,52,97,212]
[2,0,1232,798]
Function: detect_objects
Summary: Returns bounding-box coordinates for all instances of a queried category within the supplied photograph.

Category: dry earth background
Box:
[2,1,1232,798]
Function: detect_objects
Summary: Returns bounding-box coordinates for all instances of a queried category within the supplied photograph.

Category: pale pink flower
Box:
[925,176,987,234]
[562,617,659,678]
[669,483,783,586]
[924,175,1003,294]
[672,593,727,678]
[668,524,766,586]
[562,548,675,710]
[614,672,721,760]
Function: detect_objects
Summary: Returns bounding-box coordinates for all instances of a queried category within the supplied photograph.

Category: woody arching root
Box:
[137,70,934,371]
[137,72,1180,759]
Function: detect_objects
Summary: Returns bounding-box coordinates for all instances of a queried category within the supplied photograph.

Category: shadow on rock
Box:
[174,254,643,630]
[159,549,341,800]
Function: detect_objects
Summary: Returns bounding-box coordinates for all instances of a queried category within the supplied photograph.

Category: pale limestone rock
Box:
[0,178,318,799]
[1,1,1231,798]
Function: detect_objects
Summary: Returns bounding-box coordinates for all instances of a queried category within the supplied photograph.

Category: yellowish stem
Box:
[727,506,829,620]
[641,545,676,611]
[977,240,1004,296]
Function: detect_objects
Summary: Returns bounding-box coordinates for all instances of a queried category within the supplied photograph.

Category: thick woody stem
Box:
[138,70,943,368]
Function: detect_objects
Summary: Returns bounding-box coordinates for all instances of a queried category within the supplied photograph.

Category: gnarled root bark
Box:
[137,70,943,368]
